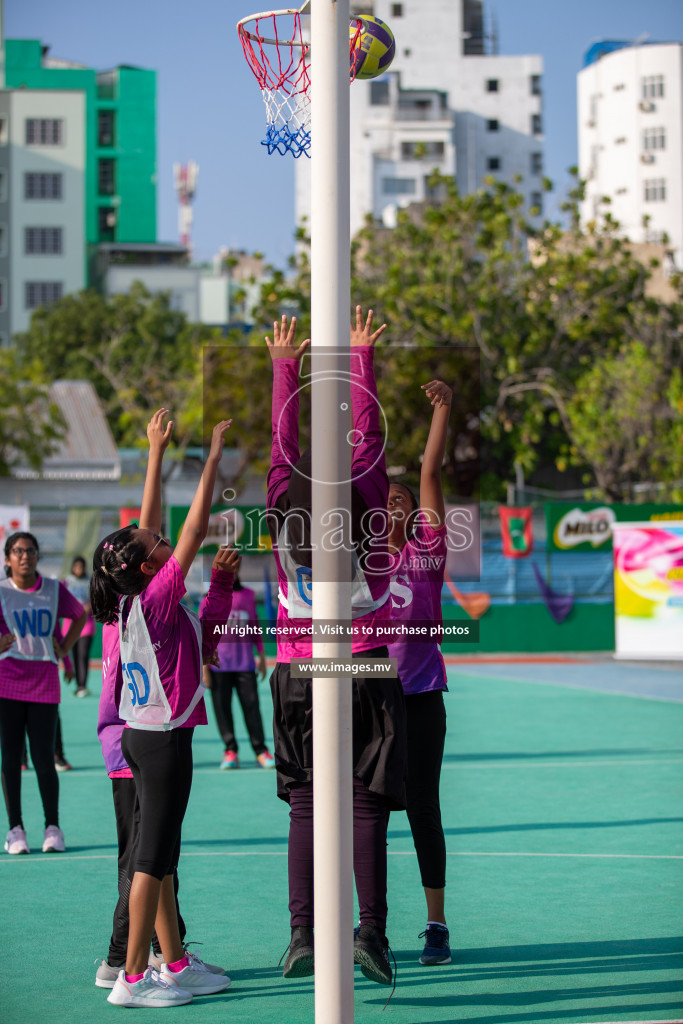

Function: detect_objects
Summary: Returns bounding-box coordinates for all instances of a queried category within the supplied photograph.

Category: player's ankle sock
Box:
[166,954,190,973]
[125,971,145,983]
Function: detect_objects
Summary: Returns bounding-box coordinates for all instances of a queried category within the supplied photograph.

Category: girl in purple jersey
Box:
[0,531,87,856]
[386,379,453,967]
[90,413,238,1009]
[266,308,406,988]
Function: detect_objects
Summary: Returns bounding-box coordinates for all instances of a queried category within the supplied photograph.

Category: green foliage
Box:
[14,282,220,448]
[0,350,66,476]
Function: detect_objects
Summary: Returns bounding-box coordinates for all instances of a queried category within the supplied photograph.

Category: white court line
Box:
[440,759,683,770]
[2,850,681,864]
[53,759,683,779]
[457,670,683,704]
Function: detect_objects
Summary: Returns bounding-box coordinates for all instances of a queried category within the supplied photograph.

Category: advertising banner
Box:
[0,505,30,547]
[612,521,683,660]
[546,502,683,553]
[499,506,533,558]
[169,505,272,555]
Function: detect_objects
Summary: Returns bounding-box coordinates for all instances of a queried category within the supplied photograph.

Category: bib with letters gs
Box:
[0,577,59,663]
[118,594,205,731]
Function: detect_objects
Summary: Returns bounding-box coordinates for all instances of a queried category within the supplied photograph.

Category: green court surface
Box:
[2,660,682,1024]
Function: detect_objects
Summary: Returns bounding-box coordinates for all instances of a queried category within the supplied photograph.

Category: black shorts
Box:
[270,647,407,810]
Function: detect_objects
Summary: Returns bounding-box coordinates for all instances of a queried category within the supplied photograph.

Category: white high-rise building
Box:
[577,40,683,266]
[295,0,544,238]
[0,88,86,342]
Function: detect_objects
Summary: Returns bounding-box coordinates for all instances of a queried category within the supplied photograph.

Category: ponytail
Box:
[90,527,150,625]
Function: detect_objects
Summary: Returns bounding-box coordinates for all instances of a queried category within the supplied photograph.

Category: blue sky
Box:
[7,0,683,269]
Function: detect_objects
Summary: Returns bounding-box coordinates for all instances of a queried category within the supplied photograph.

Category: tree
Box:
[0,350,66,476]
[14,283,220,448]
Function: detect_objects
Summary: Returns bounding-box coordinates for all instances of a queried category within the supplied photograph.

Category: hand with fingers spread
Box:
[147,408,174,454]
[208,419,233,463]
[350,305,387,348]
[421,380,452,409]
[266,315,311,361]
[212,545,242,578]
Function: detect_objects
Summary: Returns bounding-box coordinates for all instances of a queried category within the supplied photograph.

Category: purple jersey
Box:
[0,577,84,703]
[267,347,392,662]
[200,586,264,673]
[387,517,448,695]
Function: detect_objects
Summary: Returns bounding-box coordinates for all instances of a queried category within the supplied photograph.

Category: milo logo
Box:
[553,507,616,550]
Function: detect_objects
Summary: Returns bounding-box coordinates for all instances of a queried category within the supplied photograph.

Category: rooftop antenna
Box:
[173,161,199,259]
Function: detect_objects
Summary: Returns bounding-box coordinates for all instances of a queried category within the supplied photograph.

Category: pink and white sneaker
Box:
[42,825,65,853]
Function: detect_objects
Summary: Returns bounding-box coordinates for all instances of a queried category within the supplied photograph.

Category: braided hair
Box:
[89,527,152,625]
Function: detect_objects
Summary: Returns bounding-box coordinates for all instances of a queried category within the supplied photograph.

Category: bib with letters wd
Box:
[0,577,59,663]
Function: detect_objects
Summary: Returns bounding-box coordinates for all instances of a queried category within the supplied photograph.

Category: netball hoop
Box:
[237,5,363,157]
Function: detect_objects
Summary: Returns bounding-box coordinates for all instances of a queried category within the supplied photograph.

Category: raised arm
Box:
[173,419,233,577]
[418,380,452,528]
[139,408,173,534]
[350,306,387,484]
[266,315,310,509]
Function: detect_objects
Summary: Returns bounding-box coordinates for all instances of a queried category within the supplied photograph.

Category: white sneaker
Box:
[161,958,231,995]
[107,968,192,1007]
[149,949,228,978]
[42,825,65,853]
[5,826,29,855]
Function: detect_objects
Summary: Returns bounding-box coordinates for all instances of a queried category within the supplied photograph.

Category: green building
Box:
[5,39,156,262]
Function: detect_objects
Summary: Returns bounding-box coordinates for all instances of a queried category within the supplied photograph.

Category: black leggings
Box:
[405,690,447,890]
[209,669,267,755]
[72,635,93,690]
[108,778,186,967]
[121,728,194,881]
[0,698,59,829]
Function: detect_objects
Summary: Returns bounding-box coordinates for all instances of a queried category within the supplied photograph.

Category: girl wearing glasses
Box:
[0,532,87,855]
[90,411,237,1008]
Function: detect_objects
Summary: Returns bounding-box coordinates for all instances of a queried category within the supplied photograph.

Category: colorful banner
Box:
[546,502,683,553]
[119,507,141,529]
[168,505,272,555]
[499,506,533,558]
[0,505,30,547]
[612,521,683,659]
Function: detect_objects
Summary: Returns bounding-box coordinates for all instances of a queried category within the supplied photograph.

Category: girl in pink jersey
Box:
[0,532,87,855]
[90,414,238,1009]
[386,379,452,967]
[266,309,406,988]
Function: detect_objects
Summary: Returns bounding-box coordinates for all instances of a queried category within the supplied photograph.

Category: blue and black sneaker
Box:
[353,924,393,986]
[418,924,451,965]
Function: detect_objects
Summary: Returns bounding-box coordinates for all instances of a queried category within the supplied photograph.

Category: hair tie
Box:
[103,542,109,549]
[100,565,109,576]
[120,564,127,570]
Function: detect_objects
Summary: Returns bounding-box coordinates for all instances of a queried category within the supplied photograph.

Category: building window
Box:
[531,152,543,174]
[25,118,64,145]
[382,177,416,195]
[24,173,63,200]
[642,75,664,99]
[391,3,403,15]
[531,113,542,135]
[98,206,117,240]
[25,282,64,309]
[0,116,7,146]
[25,227,63,254]
[0,171,6,201]
[0,225,6,256]
[400,140,445,160]
[97,71,117,100]
[98,109,116,148]
[486,79,499,92]
[98,158,116,196]
[530,75,542,96]
[486,119,499,132]
[643,126,666,151]
[370,80,390,106]
[487,157,501,171]
[530,192,543,213]
[644,178,666,201]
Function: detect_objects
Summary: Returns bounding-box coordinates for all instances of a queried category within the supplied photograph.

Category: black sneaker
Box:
[418,923,451,965]
[353,924,393,985]
[282,926,314,978]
